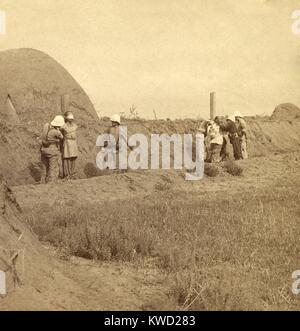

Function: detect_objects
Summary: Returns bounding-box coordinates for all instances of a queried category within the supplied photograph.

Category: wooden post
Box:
[210,92,216,120]
[61,94,70,114]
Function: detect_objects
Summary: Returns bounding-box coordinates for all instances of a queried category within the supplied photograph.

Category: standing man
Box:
[207,119,223,163]
[235,112,248,159]
[198,120,210,161]
[61,111,78,179]
[220,115,242,160]
[40,115,65,183]
[105,114,133,170]
[105,114,122,169]
[214,116,229,161]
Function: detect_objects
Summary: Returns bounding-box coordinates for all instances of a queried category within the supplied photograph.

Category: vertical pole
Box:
[210,92,216,120]
[61,94,70,114]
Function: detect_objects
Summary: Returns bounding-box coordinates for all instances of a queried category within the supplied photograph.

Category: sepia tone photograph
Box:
[0,0,300,314]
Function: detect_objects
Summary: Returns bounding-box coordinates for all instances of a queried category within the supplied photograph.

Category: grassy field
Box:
[24,175,300,310]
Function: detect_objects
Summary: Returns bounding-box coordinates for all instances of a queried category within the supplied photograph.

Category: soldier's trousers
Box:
[41,154,59,183]
[240,139,248,159]
[63,157,77,178]
[208,143,222,163]
[230,136,242,160]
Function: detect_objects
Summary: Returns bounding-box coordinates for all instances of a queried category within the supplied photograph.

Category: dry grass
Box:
[24,178,300,310]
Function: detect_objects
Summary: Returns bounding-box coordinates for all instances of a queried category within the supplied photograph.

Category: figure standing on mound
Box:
[104,114,132,170]
[206,118,223,163]
[198,120,209,161]
[235,112,248,159]
[61,111,78,180]
[40,115,65,183]
[219,115,242,160]
[214,116,230,161]
[105,114,122,170]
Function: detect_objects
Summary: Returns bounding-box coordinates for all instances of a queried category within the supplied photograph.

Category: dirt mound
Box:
[271,103,300,121]
[114,117,300,159]
[245,118,300,157]
[2,114,300,185]
[0,48,101,185]
[0,48,97,123]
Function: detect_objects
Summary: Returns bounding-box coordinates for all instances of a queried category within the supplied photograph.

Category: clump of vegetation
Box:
[204,163,219,177]
[84,162,101,178]
[224,160,243,176]
[83,162,112,178]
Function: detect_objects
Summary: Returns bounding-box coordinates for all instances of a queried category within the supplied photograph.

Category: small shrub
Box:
[204,164,219,177]
[84,162,100,178]
[224,160,243,176]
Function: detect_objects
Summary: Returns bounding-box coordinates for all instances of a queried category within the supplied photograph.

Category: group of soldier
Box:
[200,112,248,163]
[40,111,78,183]
[39,111,248,183]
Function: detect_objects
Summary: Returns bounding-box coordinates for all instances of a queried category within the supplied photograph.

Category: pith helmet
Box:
[110,114,121,124]
[227,115,236,122]
[51,115,65,127]
[234,111,243,118]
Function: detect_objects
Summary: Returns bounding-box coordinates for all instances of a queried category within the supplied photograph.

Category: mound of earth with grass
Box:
[271,103,300,121]
[245,117,300,157]
[0,48,100,185]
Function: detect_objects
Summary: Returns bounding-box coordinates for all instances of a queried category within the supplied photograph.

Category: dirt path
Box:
[52,254,176,311]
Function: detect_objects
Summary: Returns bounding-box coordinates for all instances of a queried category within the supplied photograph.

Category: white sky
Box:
[0,0,299,119]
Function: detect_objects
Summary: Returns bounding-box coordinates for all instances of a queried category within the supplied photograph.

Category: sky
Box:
[0,0,299,119]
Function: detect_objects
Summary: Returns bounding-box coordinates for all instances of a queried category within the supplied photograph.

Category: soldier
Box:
[207,119,223,163]
[198,120,210,161]
[214,116,229,161]
[40,115,65,183]
[219,115,242,160]
[61,111,78,179]
[235,112,248,159]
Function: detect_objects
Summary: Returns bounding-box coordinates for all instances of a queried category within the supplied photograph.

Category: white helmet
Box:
[227,115,236,122]
[51,115,65,127]
[234,111,243,118]
[110,114,121,124]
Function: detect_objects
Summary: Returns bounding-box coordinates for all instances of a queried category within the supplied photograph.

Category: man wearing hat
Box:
[235,112,248,159]
[104,114,122,169]
[104,114,133,170]
[61,111,78,179]
[40,115,65,183]
[206,118,224,163]
[219,115,242,160]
